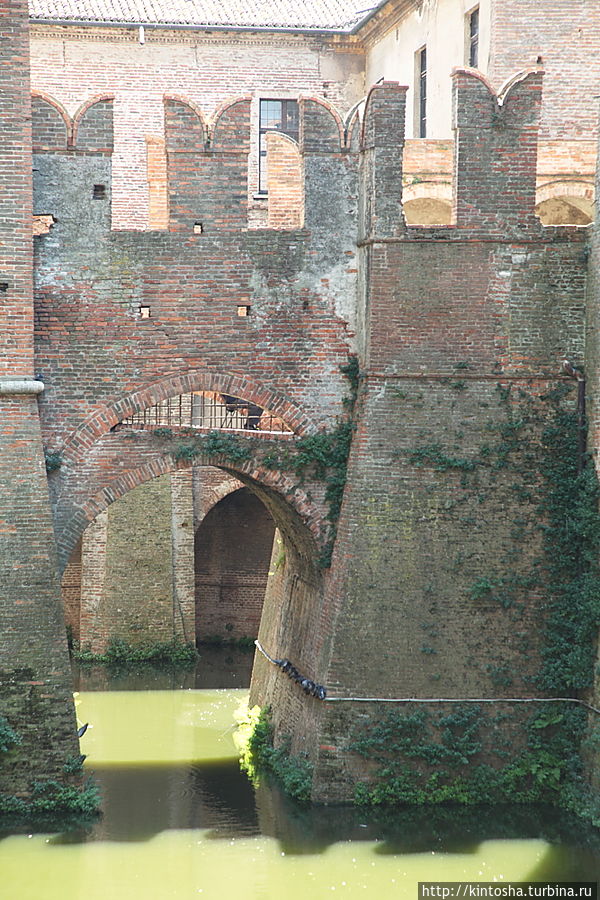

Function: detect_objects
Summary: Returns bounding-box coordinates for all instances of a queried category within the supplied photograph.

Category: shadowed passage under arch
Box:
[194,486,277,643]
[61,460,320,657]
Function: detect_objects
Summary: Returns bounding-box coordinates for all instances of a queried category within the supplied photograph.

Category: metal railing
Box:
[119,391,294,434]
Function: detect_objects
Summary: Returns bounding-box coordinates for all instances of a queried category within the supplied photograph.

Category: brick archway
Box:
[57,433,326,656]
[58,370,318,466]
[194,484,277,642]
[54,427,326,575]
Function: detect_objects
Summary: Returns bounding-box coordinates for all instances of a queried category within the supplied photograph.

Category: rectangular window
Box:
[468,7,479,68]
[258,98,299,195]
[416,46,427,138]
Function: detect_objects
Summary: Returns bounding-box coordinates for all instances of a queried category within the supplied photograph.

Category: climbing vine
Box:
[236,704,313,803]
[157,356,359,567]
[351,380,600,821]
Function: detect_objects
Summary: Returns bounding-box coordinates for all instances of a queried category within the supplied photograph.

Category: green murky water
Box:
[1,659,599,898]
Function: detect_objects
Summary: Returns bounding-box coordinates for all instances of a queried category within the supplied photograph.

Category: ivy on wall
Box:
[158,356,359,568]
[0,715,100,821]
[350,381,600,822]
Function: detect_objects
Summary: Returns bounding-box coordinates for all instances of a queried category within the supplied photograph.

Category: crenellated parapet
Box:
[355,68,545,241]
[164,96,251,231]
[452,67,543,232]
[359,81,407,241]
[32,93,114,154]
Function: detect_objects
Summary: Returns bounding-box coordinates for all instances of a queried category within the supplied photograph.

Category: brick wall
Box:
[266,132,303,229]
[62,465,271,650]
[586,103,600,790]
[0,3,34,377]
[489,0,600,142]
[75,472,196,653]
[104,475,175,647]
[61,538,82,644]
[0,0,79,798]
[32,90,357,581]
[10,6,597,806]
[192,466,243,526]
[453,68,542,231]
[316,73,587,801]
[29,26,364,230]
[251,73,589,802]
[195,488,276,640]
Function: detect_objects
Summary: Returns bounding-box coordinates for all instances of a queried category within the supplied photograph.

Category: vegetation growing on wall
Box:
[74,637,198,669]
[352,382,600,822]
[160,356,359,567]
[0,778,100,819]
[236,704,313,803]
[351,703,588,810]
[44,450,62,472]
[0,717,100,821]
[0,715,21,755]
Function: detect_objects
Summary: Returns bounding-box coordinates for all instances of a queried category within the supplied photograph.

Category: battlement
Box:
[452,67,543,230]
[32,94,114,154]
[30,66,550,241]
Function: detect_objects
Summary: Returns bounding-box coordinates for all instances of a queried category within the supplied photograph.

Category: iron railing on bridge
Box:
[119,391,294,434]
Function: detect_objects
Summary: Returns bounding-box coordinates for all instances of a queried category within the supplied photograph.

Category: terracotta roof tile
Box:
[29,0,381,31]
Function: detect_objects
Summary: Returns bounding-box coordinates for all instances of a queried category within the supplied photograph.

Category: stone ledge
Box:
[0,378,45,395]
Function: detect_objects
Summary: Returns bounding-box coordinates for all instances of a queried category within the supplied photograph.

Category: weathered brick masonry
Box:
[0,0,79,798]
[252,72,589,801]
[195,487,276,642]
[488,0,600,143]
[1,0,596,805]
[62,467,272,651]
[33,88,357,567]
[28,26,365,229]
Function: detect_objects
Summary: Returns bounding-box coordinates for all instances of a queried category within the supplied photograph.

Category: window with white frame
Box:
[467,6,479,68]
[415,46,427,138]
[258,99,299,194]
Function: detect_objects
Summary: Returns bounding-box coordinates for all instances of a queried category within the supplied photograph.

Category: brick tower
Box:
[0,0,79,798]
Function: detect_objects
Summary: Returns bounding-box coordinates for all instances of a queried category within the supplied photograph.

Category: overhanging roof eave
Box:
[29,16,363,35]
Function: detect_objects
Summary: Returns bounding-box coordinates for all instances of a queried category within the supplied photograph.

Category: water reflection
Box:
[0,653,599,898]
[58,761,259,843]
[72,646,255,692]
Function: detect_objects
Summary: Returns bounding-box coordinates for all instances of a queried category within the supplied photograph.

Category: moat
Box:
[0,650,599,898]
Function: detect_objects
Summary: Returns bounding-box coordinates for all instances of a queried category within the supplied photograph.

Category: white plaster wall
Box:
[365,0,491,138]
